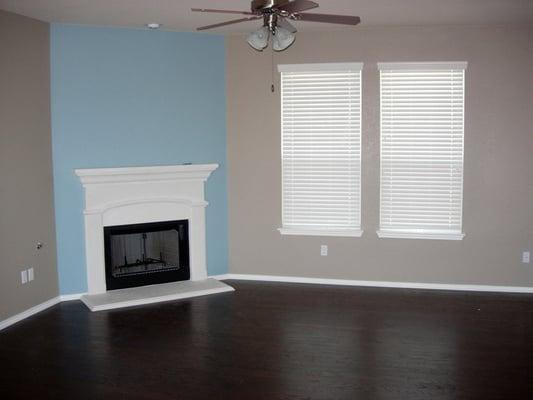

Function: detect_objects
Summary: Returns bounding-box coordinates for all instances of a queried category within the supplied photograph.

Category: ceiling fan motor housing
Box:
[252,0,283,12]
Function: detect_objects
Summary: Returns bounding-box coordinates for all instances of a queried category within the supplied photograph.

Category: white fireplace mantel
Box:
[75,164,218,295]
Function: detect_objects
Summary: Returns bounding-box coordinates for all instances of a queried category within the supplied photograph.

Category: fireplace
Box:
[104,220,190,290]
[75,164,234,312]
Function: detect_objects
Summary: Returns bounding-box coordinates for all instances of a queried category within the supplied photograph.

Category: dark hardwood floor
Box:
[1,280,532,400]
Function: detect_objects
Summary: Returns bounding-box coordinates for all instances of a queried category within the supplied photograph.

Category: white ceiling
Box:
[1,0,532,33]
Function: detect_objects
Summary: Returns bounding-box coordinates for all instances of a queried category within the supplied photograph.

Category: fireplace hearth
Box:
[104,220,190,290]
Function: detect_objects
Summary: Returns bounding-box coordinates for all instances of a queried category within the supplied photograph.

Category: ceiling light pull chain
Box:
[271,45,275,93]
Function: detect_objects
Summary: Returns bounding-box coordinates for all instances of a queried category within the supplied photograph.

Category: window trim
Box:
[376,230,465,241]
[278,62,364,73]
[279,228,364,238]
[278,62,364,237]
[377,61,467,241]
[377,61,468,71]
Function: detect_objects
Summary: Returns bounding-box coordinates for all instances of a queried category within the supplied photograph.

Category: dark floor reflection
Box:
[0,282,532,399]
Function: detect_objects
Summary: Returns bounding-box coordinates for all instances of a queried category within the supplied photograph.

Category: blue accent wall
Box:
[51,25,228,294]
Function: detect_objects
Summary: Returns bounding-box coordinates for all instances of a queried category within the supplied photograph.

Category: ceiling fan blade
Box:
[278,0,318,14]
[196,16,261,31]
[296,13,361,25]
[278,18,297,33]
[191,8,256,16]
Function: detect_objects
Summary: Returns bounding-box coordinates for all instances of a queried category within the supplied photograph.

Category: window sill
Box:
[278,228,363,238]
[376,230,465,241]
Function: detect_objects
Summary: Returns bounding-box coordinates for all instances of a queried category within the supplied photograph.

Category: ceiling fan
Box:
[192,0,361,51]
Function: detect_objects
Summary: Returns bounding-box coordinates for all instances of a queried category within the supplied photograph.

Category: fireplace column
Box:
[189,204,208,281]
[85,212,106,294]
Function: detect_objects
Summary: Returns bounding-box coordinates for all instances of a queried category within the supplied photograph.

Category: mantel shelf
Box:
[75,163,219,185]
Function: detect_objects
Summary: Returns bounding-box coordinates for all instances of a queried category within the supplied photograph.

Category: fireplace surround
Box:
[74,164,232,309]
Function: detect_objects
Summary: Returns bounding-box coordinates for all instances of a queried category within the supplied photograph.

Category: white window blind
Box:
[278,63,363,237]
[378,62,467,240]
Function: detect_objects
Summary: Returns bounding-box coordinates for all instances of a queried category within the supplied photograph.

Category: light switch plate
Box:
[28,267,34,282]
[21,270,28,284]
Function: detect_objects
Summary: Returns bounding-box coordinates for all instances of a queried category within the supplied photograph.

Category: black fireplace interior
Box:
[104,220,190,290]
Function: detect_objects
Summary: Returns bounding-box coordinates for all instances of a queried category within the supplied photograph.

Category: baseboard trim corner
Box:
[210,274,231,280]
[0,296,61,332]
[216,273,533,294]
[60,293,85,301]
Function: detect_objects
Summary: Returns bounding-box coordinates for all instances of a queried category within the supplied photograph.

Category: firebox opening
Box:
[104,220,190,291]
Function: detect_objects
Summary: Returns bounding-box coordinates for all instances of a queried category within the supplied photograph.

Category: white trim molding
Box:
[75,164,218,185]
[0,279,230,329]
[279,228,363,237]
[377,61,468,70]
[278,62,363,73]
[60,293,85,301]
[213,274,533,294]
[0,297,61,331]
[3,273,533,330]
[376,230,465,241]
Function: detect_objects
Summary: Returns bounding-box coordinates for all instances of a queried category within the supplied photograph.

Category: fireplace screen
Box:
[104,220,189,290]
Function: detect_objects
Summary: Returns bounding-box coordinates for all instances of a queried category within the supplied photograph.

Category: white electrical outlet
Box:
[523,251,530,264]
[28,267,34,282]
[320,245,328,256]
[21,270,28,284]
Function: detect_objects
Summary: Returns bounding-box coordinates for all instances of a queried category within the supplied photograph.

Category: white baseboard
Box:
[60,293,85,301]
[0,293,86,332]
[3,274,531,331]
[0,296,61,331]
[209,274,232,280]
[212,273,533,294]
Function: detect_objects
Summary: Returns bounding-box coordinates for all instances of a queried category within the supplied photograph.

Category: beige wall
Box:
[0,10,58,320]
[226,25,533,287]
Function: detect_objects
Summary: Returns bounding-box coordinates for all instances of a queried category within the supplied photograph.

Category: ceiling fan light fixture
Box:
[247,26,270,51]
[193,1,361,53]
[272,27,295,51]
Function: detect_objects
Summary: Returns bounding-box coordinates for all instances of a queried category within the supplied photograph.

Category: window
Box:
[278,63,363,237]
[378,62,466,240]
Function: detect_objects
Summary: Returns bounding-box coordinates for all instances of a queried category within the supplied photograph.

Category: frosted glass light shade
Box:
[247,26,270,51]
[272,27,295,51]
